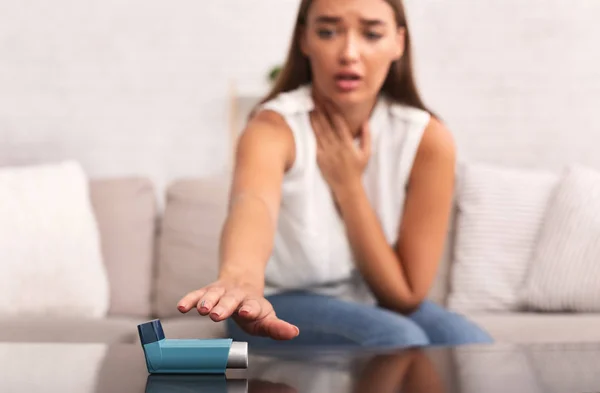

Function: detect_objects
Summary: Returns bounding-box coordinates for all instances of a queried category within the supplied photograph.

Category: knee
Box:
[449,318,494,345]
[363,315,430,348]
[439,311,494,345]
[412,304,494,346]
[435,320,493,346]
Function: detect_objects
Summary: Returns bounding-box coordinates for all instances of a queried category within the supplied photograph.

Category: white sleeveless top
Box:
[257,84,431,304]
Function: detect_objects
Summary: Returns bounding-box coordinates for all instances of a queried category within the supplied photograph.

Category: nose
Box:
[339,32,360,65]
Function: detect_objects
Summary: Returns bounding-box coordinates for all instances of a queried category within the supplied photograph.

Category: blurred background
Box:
[2,0,599,196]
[2,0,600,350]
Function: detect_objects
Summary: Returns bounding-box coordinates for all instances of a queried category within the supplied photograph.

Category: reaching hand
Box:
[310,97,371,196]
[177,280,300,340]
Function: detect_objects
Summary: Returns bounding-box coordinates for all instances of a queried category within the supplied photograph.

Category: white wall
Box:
[2,0,600,198]
[405,0,600,172]
[0,0,300,194]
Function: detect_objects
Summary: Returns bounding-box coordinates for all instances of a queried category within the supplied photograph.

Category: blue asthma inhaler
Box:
[137,319,248,374]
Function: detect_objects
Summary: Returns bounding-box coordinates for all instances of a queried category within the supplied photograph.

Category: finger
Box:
[235,298,263,320]
[314,109,336,146]
[318,101,335,129]
[311,88,341,145]
[197,286,226,315]
[323,101,352,145]
[258,317,300,340]
[360,122,372,156]
[177,288,207,313]
[309,111,326,149]
[311,85,339,130]
[311,85,328,112]
[209,288,246,321]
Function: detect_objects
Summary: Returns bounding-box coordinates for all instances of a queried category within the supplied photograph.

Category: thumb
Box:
[256,316,300,340]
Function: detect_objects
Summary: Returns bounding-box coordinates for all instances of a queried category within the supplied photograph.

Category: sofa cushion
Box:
[90,177,158,317]
[0,161,110,319]
[153,176,230,318]
[466,313,600,344]
[448,163,558,312]
[0,317,143,343]
[520,164,600,312]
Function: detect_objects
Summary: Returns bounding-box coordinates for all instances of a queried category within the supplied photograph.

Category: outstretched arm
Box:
[177,109,300,340]
[217,110,294,291]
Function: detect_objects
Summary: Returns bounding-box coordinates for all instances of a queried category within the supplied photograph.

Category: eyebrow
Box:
[314,15,385,26]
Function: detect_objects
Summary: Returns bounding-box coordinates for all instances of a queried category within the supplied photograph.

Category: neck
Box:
[338,100,377,137]
[311,87,378,137]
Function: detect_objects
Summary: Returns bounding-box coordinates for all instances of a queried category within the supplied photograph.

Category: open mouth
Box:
[334,72,362,81]
[334,72,362,91]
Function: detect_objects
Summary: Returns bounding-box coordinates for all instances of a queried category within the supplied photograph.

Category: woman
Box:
[177,0,493,348]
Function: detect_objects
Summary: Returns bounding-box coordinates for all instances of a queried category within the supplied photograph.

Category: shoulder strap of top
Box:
[253,85,315,180]
[388,100,431,127]
[258,85,314,116]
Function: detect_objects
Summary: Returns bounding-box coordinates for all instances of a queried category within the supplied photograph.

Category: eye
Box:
[365,31,383,41]
[317,28,335,39]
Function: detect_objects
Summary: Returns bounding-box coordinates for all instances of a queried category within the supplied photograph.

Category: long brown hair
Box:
[258,0,431,114]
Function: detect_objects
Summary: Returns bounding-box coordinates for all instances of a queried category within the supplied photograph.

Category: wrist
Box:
[218,265,265,292]
[333,179,365,205]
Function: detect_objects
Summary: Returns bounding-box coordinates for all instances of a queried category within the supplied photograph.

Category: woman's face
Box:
[301,0,404,107]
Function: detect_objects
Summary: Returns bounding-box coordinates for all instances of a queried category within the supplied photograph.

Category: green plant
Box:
[268,65,282,83]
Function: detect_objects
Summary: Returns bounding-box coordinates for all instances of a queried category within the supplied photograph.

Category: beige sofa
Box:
[1,174,599,346]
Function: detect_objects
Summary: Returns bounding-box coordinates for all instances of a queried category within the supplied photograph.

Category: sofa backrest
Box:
[152,176,230,318]
[89,177,158,317]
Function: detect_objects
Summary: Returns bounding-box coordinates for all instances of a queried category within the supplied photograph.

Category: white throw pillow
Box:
[0,161,110,318]
[448,162,558,312]
[520,164,600,312]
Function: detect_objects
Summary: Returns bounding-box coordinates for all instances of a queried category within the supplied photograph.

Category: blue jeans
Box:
[226,291,493,349]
